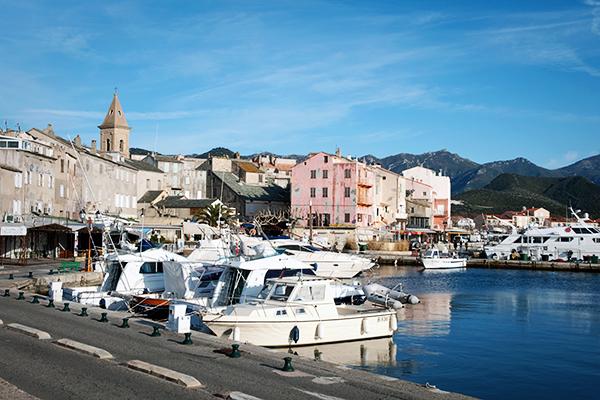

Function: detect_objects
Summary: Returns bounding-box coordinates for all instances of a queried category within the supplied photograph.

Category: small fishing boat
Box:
[202,275,398,347]
[419,245,466,269]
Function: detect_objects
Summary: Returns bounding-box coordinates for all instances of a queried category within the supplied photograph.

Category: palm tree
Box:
[193,203,235,227]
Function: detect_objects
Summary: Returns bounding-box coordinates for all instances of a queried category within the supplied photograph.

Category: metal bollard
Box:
[150,326,161,337]
[3,289,10,297]
[8,274,14,280]
[230,344,241,358]
[16,292,25,300]
[61,303,70,312]
[46,299,55,308]
[79,308,88,317]
[99,312,108,323]
[48,269,54,275]
[28,272,33,278]
[31,295,40,304]
[182,332,193,345]
[119,318,130,328]
[282,356,294,372]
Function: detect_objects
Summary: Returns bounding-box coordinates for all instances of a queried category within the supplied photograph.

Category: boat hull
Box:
[420,258,466,269]
[203,306,395,347]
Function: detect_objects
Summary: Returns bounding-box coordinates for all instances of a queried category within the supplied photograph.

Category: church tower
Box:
[98,92,132,159]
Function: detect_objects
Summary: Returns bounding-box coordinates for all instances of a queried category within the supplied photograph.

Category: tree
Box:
[193,203,236,227]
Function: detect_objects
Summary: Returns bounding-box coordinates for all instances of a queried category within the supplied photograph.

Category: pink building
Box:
[291,152,374,228]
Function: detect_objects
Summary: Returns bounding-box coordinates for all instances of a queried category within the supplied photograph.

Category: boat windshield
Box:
[269,283,295,302]
[423,249,434,257]
[257,282,275,300]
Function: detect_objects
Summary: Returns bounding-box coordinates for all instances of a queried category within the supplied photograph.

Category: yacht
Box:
[485,209,600,261]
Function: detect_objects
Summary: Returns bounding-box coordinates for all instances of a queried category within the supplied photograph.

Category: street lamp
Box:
[443,221,448,243]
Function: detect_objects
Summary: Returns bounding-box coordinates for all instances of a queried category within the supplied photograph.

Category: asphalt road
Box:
[0,273,477,400]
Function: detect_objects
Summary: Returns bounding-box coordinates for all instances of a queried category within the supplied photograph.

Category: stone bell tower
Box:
[98,91,132,159]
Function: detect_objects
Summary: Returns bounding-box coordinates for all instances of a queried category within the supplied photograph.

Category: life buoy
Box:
[566,227,571,232]
[249,228,256,235]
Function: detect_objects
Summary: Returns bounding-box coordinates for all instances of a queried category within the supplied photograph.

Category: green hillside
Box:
[453,173,600,218]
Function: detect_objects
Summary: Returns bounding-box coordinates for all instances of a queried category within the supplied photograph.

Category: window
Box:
[310,188,316,197]
[345,213,350,223]
[185,176,190,185]
[146,179,150,189]
[164,163,170,173]
[14,172,23,188]
[258,175,263,183]
[322,170,328,179]
[423,192,427,196]
[133,174,136,184]
[322,187,328,197]
[139,262,163,274]
[126,172,129,182]
[310,170,316,179]
[345,187,350,198]
[324,155,328,163]
[61,159,64,173]
[345,169,351,178]
[172,176,177,187]
[173,163,178,173]
[322,213,331,226]
[357,214,362,222]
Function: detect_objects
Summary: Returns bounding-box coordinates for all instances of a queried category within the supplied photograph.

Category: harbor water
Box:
[292,266,600,399]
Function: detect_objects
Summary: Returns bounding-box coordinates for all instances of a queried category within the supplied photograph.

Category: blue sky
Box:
[2,1,599,169]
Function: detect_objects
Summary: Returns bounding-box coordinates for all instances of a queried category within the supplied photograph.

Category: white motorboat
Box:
[485,208,600,261]
[202,275,398,347]
[419,246,466,269]
[65,247,196,309]
[240,236,375,278]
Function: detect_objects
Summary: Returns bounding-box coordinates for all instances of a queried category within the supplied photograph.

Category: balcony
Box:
[357,177,373,187]
[357,194,373,206]
[394,212,408,220]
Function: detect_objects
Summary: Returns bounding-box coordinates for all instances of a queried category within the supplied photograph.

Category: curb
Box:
[5,323,51,340]
[126,360,202,388]
[56,338,114,359]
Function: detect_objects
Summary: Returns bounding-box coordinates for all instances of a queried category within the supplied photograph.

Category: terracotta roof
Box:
[234,160,262,173]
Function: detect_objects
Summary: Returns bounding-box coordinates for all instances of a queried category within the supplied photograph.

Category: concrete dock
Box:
[363,250,600,272]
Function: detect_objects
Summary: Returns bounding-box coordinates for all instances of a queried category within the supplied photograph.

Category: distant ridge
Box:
[453,173,600,218]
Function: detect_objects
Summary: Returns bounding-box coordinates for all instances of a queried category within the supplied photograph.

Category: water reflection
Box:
[397,293,452,337]
[280,337,397,366]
